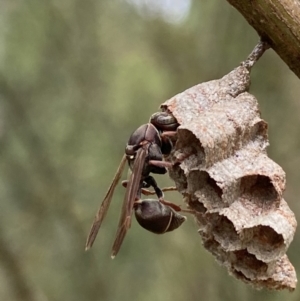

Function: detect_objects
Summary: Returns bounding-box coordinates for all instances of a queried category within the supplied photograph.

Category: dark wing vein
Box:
[111,147,147,258]
[85,154,127,250]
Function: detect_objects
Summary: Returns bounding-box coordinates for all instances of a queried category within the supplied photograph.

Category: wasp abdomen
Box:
[134,200,186,234]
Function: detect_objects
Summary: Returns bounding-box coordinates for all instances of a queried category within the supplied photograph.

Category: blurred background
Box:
[0,0,299,300]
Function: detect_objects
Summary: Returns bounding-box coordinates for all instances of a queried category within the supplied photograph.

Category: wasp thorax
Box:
[134,200,186,234]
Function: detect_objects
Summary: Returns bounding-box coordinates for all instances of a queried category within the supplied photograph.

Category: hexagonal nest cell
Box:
[161,65,297,290]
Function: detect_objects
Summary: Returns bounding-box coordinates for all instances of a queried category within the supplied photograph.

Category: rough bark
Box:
[225,0,300,78]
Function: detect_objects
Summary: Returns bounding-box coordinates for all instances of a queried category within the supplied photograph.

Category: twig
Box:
[242,39,270,70]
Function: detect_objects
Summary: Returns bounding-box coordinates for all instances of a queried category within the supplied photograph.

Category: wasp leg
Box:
[180,209,195,214]
[160,186,177,192]
[122,180,156,196]
[142,176,195,215]
[122,179,193,213]
[148,160,173,169]
[159,199,181,211]
[173,152,194,165]
[160,131,177,139]
[143,176,164,199]
[140,179,177,196]
[159,199,195,214]
[137,186,177,195]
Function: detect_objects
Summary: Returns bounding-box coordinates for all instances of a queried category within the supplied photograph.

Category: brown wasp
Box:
[85,111,189,258]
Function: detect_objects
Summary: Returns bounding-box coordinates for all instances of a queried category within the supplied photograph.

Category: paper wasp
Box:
[85,111,188,258]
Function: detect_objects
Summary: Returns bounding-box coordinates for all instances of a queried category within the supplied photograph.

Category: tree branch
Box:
[226,0,300,78]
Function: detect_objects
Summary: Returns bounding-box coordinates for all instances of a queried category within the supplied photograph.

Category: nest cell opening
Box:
[208,213,240,251]
[188,171,223,198]
[168,164,187,191]
[240,175,278,202]
[201,236,228,264]
[250,225,284,250]
[188,196,207,213]
[232,249,268,274]
[175,129,205,166]
[253,120,268,140]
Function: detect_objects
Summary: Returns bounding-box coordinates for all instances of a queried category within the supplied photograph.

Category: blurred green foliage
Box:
[0,0,299,300]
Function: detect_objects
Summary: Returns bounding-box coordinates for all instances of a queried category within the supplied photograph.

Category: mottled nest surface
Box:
[161,65,297,291]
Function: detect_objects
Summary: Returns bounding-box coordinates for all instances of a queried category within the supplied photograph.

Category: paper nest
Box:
[161,65,297,291]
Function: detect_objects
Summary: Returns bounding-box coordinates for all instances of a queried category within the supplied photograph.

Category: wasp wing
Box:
[111,147,147,258]
[85,154,127,250]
